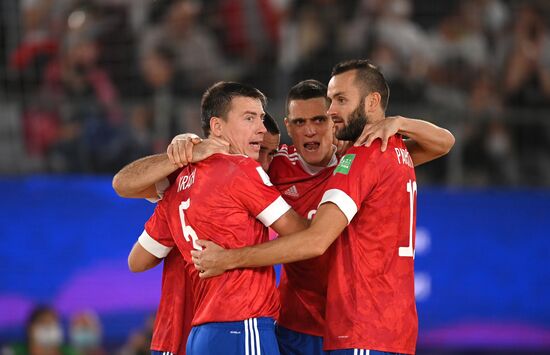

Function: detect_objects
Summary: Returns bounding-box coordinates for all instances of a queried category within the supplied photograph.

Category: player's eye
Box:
[314,117,326,123]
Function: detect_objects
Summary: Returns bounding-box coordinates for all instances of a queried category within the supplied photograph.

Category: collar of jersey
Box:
[297,145,338,175]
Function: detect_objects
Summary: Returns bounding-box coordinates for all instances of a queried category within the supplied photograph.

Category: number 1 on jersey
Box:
[399,179,417,258]
[179,199,202,250]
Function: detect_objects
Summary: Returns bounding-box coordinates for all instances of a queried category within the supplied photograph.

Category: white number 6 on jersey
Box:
[179,199,202,250]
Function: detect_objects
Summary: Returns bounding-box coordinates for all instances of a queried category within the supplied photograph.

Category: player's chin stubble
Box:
[335,101,367,142]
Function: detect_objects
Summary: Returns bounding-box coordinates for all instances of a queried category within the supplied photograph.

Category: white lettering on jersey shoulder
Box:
[256,166,273,186]
[177,169,196,192]
[394,148,414,168]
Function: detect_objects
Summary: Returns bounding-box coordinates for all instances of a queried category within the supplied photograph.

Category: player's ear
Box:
[210,116,223,137]
[365,92,381,114]
[283,117,292,139]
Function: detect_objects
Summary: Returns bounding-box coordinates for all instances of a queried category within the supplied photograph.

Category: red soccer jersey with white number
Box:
[150,248,193,354]
[320,136,418,354]
[140,154,290,325]
[268,144,337,337]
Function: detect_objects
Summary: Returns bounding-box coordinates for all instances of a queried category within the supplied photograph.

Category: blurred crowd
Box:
[1,0,549,185]
[1,305,155,355]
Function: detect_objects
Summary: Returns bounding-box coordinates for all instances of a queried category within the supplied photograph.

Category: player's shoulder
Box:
[273,144,299,161]
[351,135,405,157]
[206,153,259,169]
[214,153,273,182]
[271,144,300,171]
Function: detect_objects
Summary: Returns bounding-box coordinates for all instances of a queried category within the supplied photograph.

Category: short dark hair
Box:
[331,59,390,111]
[201,81,267,137]
[286,79,329,114]
[263,111,280,135]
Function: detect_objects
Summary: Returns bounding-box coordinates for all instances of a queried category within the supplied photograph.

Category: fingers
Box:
[166,143,183,167]
[167,139,197,167]
[355,123,374,146]
[184,139,194,163]
[199,270,218,278]
[174,140,186,167]
[365,133,377,147]
[354,132,368,146]
[196,239,209,248]
[380,136,389,152]
[171,133,201,144]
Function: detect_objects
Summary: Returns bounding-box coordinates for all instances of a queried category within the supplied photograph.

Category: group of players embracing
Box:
[112,59,455,355]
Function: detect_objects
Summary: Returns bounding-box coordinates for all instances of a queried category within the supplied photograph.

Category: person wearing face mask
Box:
[3,305,76,355]
[68,311,105,355]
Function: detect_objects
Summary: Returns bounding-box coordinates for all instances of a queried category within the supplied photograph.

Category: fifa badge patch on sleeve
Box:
[334,154,355,175]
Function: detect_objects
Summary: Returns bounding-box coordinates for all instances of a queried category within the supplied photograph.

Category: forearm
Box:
[228,229,327,269]
[399,117,455,166]
[112,154,178,198]
[229,204,345,268]
[128,242,162,272]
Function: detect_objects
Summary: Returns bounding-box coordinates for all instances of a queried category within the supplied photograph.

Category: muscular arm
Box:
[270,208,309,236]
[112,135,228,199]
[193,203,347,277]
[398,117,455,166]
[112,153,178,199]
[128,242,163,272]
[356,116,455,166]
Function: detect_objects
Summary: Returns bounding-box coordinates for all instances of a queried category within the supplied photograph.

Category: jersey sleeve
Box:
[146,169,182,203]
[231,159,291,227]
[319,146,379,224]
[138,200,175,258]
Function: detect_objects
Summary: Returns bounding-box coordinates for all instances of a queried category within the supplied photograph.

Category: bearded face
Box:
[335,98,368,142]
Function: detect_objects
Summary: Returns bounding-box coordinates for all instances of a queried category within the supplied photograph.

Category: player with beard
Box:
[192,60,443,355]
[115,77,453,355]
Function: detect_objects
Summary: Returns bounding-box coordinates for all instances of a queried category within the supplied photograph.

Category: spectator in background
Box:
[141,0,238,96]
[38,29,123,172]
[464,71,519,185]
[426,0,490,108]
[68,311,105,355]
[117,314,154,355]
[370,0,431,102]
[212,0,281,94]
[137,44,183,151]
[2,305,76,355]
[278,0,343,86]
[498,1,550,184]
[500,2,550,107]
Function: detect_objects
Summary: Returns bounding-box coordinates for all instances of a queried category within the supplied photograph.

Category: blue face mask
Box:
[70,328,100,348]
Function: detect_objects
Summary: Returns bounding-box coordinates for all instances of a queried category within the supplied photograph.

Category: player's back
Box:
[322,136,418,354]
[151,249,193,354]
[160,154,283,326]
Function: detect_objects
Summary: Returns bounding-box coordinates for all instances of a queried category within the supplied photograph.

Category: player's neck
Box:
[367,112,385,124]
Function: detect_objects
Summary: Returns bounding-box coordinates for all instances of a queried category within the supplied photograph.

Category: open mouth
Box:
[303,142,320,152]
[249,141,261,152]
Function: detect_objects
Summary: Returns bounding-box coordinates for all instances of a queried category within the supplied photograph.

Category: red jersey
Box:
[139,154,291,325]
[319,136,418,354]
[146,169,193,354]
[268,144,338,336]
[150,249,193,354]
